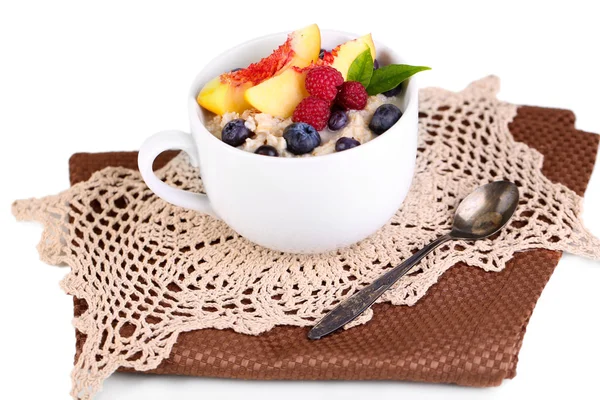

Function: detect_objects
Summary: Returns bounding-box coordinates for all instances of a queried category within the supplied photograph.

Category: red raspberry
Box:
[305,66,344,102]
[336,81,368,110]
[292,96,331,131]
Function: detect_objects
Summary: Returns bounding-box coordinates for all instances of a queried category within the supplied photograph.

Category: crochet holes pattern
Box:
[12,77,600,400]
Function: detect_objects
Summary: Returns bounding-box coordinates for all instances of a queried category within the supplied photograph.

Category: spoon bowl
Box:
[451,181,520,240]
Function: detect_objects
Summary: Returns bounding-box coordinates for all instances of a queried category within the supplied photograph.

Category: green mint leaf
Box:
[346,47,373,87]
[366,64,431,95]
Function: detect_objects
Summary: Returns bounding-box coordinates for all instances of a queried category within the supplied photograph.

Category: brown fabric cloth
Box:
[69,106,599,387]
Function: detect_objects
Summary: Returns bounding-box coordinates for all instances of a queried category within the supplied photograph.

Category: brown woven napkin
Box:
[69,106,599,387]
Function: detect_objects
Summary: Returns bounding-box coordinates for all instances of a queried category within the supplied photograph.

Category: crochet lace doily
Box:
[13,77,600,400]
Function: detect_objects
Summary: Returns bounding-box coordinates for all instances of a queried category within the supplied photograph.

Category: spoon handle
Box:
[308,234,452,340]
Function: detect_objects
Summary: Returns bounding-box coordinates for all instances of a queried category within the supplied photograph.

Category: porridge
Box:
[206,94,403,157]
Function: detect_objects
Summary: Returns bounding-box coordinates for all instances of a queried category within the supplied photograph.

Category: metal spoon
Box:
[308,181,519,340]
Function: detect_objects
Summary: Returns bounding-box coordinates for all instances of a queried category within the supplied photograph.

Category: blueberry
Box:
[369,104,402,135]
[373,59,380,70]
[319,49,326,59]
[335,137,361,152]
[255,145,279,157]
[230,67,243,72]
[283,122,321,155]
[383,83,403,97]
[221,119,250,147]
[328,109,348,131]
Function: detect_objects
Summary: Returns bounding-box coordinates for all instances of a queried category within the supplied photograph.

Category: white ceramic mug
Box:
[138,30,418,254]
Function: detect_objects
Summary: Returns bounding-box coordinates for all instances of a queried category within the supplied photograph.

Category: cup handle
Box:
[138,130,217,218]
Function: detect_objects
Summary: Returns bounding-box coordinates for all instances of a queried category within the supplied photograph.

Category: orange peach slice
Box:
[197,24,321,116]
[197,76,253,116]
[244,69,309,118]
[327,34,376,80]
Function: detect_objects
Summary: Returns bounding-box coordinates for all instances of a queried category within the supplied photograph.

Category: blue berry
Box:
[221,119,250,147]
[255,145,279,157]
[328,109,348,131]
[319,49,326,59]
[283,122,321,155]
[335,137,360,152]
[369,104,402,135]
[373,59,380,70]
[230,67,243,72]
[383,83,403,97]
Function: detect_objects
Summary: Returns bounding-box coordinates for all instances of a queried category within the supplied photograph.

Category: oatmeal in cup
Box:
[138,25,426,253]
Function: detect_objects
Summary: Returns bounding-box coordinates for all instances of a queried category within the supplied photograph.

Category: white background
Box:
[2,0,599,399]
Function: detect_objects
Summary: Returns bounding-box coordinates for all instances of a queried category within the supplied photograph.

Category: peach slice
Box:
[244,69,309,119]
[197,24,321,115]
[198,76,253,116]
[326,34,376,80]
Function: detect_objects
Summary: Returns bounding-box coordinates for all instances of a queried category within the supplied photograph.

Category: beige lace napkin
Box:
[13,76,600,399]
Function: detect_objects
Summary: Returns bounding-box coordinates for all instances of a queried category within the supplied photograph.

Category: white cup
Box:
[138,30,418,254]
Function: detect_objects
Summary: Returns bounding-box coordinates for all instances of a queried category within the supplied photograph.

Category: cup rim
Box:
[187,28,419,163]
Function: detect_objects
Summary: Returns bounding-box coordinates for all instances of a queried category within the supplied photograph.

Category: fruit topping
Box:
[335,137,361,152]
[328,109,349,131]
[255,145,279,157]
[283,122,321,155]
[336,81,368,110]
[221,119,251,147]
[368,104,402,135]
[305,66,344,102]
[198,26,432,157]
[292,97,331,131]
[198,24,321,116]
